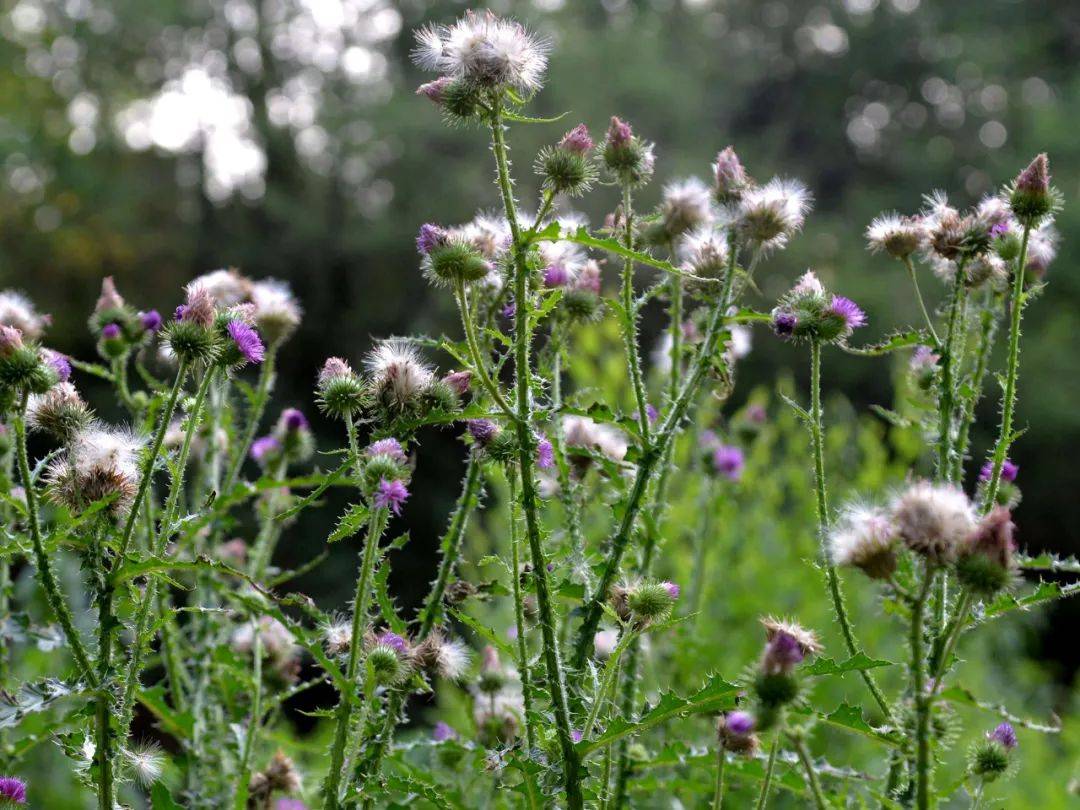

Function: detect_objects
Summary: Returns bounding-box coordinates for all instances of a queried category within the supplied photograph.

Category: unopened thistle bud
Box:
[416,76,453,105]
[1009,153,1056,225]
[829,505,898,580]
[612,580,678,628]
[717,710,759,755]
[477,645,507,694]
[98,322,126,359]
[602,117,655,187]
[968,723,1017,783]
[0,327,55,394]
[537,124,596,196]
[712,146,750,205]
[909,345,939,391]
[442,369,472,398]
[316,357,365,419]
[955,507,1017,596]
[163,285,220,366]
[890,480,976,565]
[26,383,93,442]
[364,630,414,685]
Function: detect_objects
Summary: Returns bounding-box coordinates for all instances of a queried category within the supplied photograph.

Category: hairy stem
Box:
[809,341,891,718]
[224,346,277,493]
[912,567,936,810]
[620,183,652,440]
[952,301,1000,483]
[905,256,941,347]
[790,732,828,810]
[13,393,97,685]
[754,732,781,810]
[92,523,115,810]
[583,630,636,741]
[488,96,583,809]
[233,622,263,810]
[936,265,968,483]
[454,280,514,418]
[981,224,1032,511]
[507,470,537,751]
[712,746,726,810]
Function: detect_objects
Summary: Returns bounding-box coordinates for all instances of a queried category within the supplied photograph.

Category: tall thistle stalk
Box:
[486,94,583,809]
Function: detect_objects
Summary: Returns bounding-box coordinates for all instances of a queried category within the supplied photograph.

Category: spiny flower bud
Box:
[968,723,1017,783]
[717,711,759,755]
[537,125,596,197]
[416,76,453,105]
[1009,153,1056,225]
[316,357,365,419]
[0,327,56,394]
[890,481,976,565]
[909,345,940,391]
[602,117,655,187]
[829,505,898,580]
[26,383,93,442]
[611,580,678,628]
[712,146,750,205]
[364,630,414,685]
[771,272,866,344]
[163,285,220,366]
[442,369,472,398]
[711,445,744,481]
[955,507,1016,597]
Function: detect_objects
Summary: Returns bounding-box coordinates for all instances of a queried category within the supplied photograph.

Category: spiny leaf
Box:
[937,685,1061,734]
[838,329,927,357]
[328,502,369,543]
[802,653,896,677]
[274,458,353,521]
[577,674,740,756]
[981,580,1080,620]
[1017,553,1080,574]
[503,109,569,124]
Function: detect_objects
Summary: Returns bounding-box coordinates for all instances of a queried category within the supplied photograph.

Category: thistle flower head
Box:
[865,213,928,260]
[602,117,655,187]
[956,507,1017,596]
[316,357,366,419]
[1024,223,1058,280]
[761,617,822,663]
[365,340,434,408]
[826,295,867,335]
[772,272,864,343]
[412,11,549,94]
[415,631,471,681]
[248,751,302,799]
[374,478,409,515]
[466,419,499,446]
[614,580,679,627]
[718,711,759,755]
[432,721,457,742]
[122,742,165,787]
[712,146,750,204]
[41,349,71,382]
[0,325,23,359]
[829,505,898,580]
[559,124,593,155]
[658,177,714,238]
[179,283,217,328]
[416,223,449,255]
[224,319,265,367]
[366,438,407,465]
[980,459,1018,484]
[606,116,633,148]
[736,177,812,252]
[1007,154,1059,225]
[94,276,126,314]
[678,225,730,281]
[416,76,453,104]
[0,291,48,340]
[536,436,555,469]
[250,435,282,466]
[890,480,976,564]
[280,408,308,433]
[231,617,298,675]
[969,722,1017,782]
[562,415,628,463]
[46,426,144,516]
[26,383,93,442]
[250,279,302,345]
[0,777,26,803]
[711,445,744,481]
[989,722,1018,751]
[188,268,251,307]
[139,310,163,333]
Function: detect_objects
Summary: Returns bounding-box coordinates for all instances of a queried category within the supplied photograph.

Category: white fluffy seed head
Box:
[187,268,251,307]
[660,177,714,237]
[365,339,434,407]
[1025,222,1058,276]
[736,177,812,252]
[865,212,928,259]
[250,279,302,344]
[0,289,49,339]
[123,743,164,787]
[678,224,730,279]
[562,415,628,462]
[890,481,976,564]
[412,11,550,94]
[829,505,898,579]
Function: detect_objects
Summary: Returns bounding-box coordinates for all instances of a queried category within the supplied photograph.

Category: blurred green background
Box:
[1,0,1077,707]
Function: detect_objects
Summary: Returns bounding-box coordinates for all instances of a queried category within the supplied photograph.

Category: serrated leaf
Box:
[503,109,569,124]
[577,674,740,756]
[810,703,900,747]
[450,609,516,658]
[937,685,1060,733]
[982,580,1080,619]
[151,783,185,810]
[839,329,927,357]
[802,653,895,677]
[329,502,369,543]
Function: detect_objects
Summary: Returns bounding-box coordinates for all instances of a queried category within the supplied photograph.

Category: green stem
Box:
[550,344,588,587]
[583,631,636,741]
[936,265,968,482]
[928,588,973,692]
[322,504,389,809]
[712,746,727,810]
[92,523,115,810]
[234,621,263,810]
[905,257,941,347]
[249,454,289,580]
[117,365,216,727]
[507,470,536,751]
[912,567,937,810]
[489,96,582,810]
[754,732,781,810]
[790,732,828,810]
[454,279,514,419]
[667,269,683,407]
[971,780,985,809]
[224,346,277,493]
[13,393,97,685]
[952,301,1000,483]
[620,183,652,440]
[809,342,891,719]
[981,224,1032,511]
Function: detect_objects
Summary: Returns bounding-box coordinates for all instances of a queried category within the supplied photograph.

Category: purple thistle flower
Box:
[432,721,457,742]
[646,404,659,424]
[276,801,307,810]
[140,309,163,333]
[174,304,189,321]
[375,478,409,515]
[227,320,265,365]
[250,435,281,463]
[571,729,584,743]
[559,124,594,155]
[466,419,499,445]
[988,722,1018,750]
[443,370,472,396]
[828,295,867,332]
[536,438,554,469]
[989,221,1011,239]
[101,323,122,340]
[712,445,745,481]
[725,711,755,736]
[282,408,308,432]
[502,301,516,319]
[1015,153,1049,194]
[606,116,633,148]
[377,631,408,654]
[0,777,26,803]
[745,404,767,424]
[416,77,453,104]
[416,223,448,255]
[43,350,71,382]
[763,630,804,674]
[661,581,680,600]
[772,310,797,338]
[366,438,407,464]
[980,458,1018,483]
[543,263,571,287]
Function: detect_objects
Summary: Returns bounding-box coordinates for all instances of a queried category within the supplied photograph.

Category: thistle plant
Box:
[0,9,1074,809]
